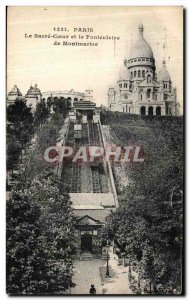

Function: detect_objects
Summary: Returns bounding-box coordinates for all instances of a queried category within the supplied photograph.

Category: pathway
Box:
[71,248,133,295]
[71,259,104,295]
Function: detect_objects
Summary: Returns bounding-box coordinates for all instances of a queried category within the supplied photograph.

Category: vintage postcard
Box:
[6,6,183,295]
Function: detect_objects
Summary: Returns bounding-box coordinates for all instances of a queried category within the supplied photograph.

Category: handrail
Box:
[57,116,70,178]
[98,120,119,208]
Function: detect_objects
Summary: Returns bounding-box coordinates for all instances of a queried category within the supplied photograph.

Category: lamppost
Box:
[106,241,110,277]
[121,251,126,266]
[128,260,131,281]
[137,271,141,294]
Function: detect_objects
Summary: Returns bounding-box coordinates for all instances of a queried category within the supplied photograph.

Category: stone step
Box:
[80,257,94,261]
[80,252,95,261]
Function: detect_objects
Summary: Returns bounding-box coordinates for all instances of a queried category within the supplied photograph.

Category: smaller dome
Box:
[8,85,22,97]
[26,84,41,96]
[118,65,131,81]
[158,60,171,81]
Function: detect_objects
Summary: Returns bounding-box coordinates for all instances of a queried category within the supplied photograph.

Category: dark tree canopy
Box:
[101,112,183,294]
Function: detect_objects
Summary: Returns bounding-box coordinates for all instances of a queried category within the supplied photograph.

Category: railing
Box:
[98,120,119,208]
[57,116,70,178]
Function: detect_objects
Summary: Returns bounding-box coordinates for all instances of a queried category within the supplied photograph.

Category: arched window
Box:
[131,72,133,78]
[119,83,122,88]
[147,74,151,83]
[138,70,141,78]
[156,106,161,116]
[164,94,168,101]
[129,107,131,113]
[155,94,157,101]
[134,71,137,77]
[141,106,146,116]
[74,98,78,102]
[142,70,145,78]
[164,83,167,89]
[148,106,153,116]
[147,89,151,98]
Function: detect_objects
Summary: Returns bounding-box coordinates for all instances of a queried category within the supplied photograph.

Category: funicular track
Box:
[62,119,108,194]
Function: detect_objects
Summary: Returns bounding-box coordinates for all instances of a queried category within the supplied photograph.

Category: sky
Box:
[7,6,183,109]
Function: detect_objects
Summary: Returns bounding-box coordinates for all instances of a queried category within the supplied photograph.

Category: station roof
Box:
[74,208,111,223]
[70,192,116,208]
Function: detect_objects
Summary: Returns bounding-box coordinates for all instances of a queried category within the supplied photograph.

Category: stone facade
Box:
[7,85,93,112]
[108,24,180,116]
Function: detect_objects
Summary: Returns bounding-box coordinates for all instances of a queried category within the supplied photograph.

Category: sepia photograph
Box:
[6,6,184,295]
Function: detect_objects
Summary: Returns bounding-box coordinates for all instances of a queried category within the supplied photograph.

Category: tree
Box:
[34,99,49,128]
[7,172,77,295]
[28,173,77,293]
[6,189,42,294]
[52,97,70,117]
[7,94,78,294]
[102,112,183,294]
[6,135,21,181]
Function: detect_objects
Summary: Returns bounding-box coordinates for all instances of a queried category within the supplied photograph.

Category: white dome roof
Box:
[129,24,154,60]
[158,60,171,81]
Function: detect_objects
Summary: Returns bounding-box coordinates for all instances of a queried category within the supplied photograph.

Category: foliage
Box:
[7,170,77,295]
[7,99,34,148]
[7,106,78,294]
[102,111,183,294]
[6,134,22,177]
[34,99,50,128]
[6,99,34,181]
[52,97,71,116]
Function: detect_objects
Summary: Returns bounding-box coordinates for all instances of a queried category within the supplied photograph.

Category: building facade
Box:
[7,85,93,112]
[7,84,42,111]
[108,24,180,116]
[42,89,93,106]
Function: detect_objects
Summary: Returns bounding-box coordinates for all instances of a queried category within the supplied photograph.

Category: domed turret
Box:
[8,85,22,97]
[158,59,171,82]
[25,83,42,111]
[26,84,42,97]
[7,85,23,104]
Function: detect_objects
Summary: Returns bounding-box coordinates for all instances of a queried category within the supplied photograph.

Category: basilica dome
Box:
[158,60,171,82]
[128,24,154,60]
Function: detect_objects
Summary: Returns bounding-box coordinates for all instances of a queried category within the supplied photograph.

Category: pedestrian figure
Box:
[89,284,96,295]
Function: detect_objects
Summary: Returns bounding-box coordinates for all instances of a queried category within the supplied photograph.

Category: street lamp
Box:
[106,241,110,277]
[137,271,141,294]
[121,251,126,266]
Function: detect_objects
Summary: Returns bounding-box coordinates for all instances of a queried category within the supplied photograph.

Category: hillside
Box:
[100,111,183,294]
